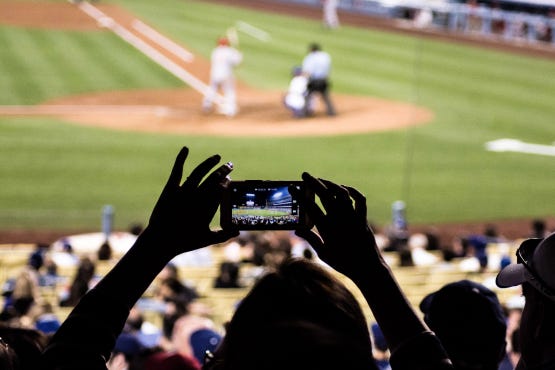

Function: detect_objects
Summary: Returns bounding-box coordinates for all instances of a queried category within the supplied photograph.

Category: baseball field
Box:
[1,0,555,243]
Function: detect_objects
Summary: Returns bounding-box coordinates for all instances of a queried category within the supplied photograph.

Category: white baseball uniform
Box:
[323,0,339,29]
[203,44,243,117]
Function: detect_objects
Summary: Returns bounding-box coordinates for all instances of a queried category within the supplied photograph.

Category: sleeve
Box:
[389,331,454,370]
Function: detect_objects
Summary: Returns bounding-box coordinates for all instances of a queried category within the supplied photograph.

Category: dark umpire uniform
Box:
[302,43,336,116]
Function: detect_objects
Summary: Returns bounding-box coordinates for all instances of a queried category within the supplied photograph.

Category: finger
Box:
[166,147,189,188]
[320,179,352,203]
[200,161,234,190]
[344,185,367,220]
[183,154,221,188]
[301,172,334,210]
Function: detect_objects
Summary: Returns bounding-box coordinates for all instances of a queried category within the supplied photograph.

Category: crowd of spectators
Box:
[0,147,553,370]
[316,0,555,46]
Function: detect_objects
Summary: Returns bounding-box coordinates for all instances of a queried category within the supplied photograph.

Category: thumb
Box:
[295,228,324,250]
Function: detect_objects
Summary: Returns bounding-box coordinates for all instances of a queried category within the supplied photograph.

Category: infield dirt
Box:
[0,1,433,137]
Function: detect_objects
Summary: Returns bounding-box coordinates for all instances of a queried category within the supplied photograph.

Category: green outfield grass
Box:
[1,0,554,233]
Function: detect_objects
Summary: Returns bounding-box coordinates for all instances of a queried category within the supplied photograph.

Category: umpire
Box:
[302,43,336,117]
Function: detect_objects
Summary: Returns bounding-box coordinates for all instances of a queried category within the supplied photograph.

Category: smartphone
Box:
[220,180,313,230]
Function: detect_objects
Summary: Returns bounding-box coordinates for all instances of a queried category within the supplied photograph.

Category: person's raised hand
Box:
[294,172,380,280]
[146,147,239,256]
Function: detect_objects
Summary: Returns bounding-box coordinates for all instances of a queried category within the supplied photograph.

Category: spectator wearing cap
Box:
[108,332,145,370]
[171,314,221,364]
[189,329,221,365]
[419,279,507,370]
[496,232,555,369]
[34,302,61,336]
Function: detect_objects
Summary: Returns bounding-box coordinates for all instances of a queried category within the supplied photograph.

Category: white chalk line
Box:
[486,138,555,157]
[132,20,194,63]
[236,20,271,42]
[75,1,224,106]
[0,105,173,116]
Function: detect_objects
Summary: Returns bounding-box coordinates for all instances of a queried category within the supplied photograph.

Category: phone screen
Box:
[221,181,311,230]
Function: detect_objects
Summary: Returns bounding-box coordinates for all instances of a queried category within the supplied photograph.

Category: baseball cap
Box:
[218,37,230,46]
[420,280,506,366]
[496,232,555,301]
[190,328,222,364]
[35,315,61,335]
[114,333,144,357]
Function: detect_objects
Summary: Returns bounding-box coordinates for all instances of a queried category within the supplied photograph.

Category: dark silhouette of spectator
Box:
[419,280,507,370]
[97,240,113,261]
[39,147,454,370]
[129,223,144,236]
[496,232,555,369]
[530,218,549,238]
[0,335,17,370]
[0,323,47,370]
[443,235,469,261]
[158,263,179,281]
[251,230,292,270]
[398,244,415,267]
[214,261,242,288]
[59,256,96,307]
[466,234,489,271]
[1,265,40,326]
[215,257,376,370]
[39,254,59,288]
[424,228,441,251]
[28,243,48,272]
[156,277,198,344]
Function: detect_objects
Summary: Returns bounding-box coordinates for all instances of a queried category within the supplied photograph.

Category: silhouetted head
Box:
[420,280,506,370]
[209,258,376,370]
[309,42,321,52]
[0,325,47,370]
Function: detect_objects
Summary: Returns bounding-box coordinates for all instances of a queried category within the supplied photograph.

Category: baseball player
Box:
[302,43,336,117]
[322,0,340,29]
[202,37,243,117]
[283,66,308,118]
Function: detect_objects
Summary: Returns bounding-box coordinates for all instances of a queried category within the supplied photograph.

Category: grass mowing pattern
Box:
[0,26,181,104]
[0,0,554,231]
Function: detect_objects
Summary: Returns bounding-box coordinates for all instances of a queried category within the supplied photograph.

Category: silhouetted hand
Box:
[295,172,381,281]
[146,147,239,256]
